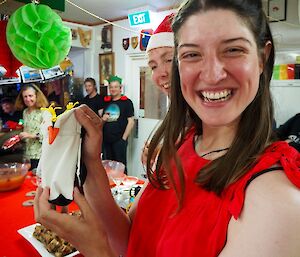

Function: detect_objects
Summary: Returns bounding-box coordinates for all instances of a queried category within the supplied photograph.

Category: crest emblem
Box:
[131,36,138,49]
[140,29,153,51]
[122,38,129,50]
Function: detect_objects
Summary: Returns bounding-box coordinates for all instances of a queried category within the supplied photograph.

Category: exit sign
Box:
[128,10,151,27]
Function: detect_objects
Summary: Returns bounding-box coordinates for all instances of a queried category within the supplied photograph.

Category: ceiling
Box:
[0,0,182,25]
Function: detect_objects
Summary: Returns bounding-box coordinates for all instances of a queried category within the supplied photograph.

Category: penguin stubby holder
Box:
[37,103,86,206]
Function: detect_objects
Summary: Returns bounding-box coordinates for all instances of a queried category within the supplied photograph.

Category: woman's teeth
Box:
[202,89,232,102]
[161,83,170,89]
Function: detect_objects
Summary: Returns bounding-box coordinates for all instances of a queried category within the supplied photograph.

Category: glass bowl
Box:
[102,160,126,186]
[0,163,29,192]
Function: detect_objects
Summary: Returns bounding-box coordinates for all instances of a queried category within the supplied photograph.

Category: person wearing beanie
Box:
[146,13,175,96]
[102,75,134,171]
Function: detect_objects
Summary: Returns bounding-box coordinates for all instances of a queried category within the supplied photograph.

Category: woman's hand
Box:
[34,187,116,257]
[141,141,149,166]
[75,105,103,163]
[141,141,162,169]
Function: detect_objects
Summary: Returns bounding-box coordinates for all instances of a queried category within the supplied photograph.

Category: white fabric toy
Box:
[37,105,82,206]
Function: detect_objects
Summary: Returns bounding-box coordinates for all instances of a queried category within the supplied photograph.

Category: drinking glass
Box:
[123,176,139,189]
[102,160,126,195]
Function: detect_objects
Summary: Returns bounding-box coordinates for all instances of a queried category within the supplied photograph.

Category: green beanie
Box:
[108,75,122,84]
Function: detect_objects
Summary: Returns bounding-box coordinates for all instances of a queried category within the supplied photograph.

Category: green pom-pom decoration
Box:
[6,3,71,69]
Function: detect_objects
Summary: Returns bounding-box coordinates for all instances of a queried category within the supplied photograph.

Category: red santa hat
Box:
[146,13,175,53]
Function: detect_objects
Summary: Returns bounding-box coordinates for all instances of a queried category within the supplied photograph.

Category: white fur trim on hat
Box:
[146,32,174,53]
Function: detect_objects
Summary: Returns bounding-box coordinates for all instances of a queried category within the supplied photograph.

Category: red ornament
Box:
[0,20,22,77]
[104,96,112,102]
[120,95,128,100]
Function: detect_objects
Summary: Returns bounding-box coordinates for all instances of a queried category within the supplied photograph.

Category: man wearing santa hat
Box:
[146,13,175,97]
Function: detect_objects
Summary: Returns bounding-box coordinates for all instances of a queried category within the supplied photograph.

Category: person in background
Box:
[81,77,104,116]
[276,113,300,152]
[102,75,134,170]
[0,97,22,124]
[34,1,300,257]
[15,84,49,171]
[146,13,175,97]
[141,13,175,165]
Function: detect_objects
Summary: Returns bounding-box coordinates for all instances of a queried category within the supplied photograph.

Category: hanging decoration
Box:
[122,38,129,50]
[140,29,153,51]
[131,36,138,49]
[6,2,71,69]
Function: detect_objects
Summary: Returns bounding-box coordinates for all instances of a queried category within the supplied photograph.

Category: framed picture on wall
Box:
[101,24,113,52]
[268,0,286,22]
[99,52,115,85]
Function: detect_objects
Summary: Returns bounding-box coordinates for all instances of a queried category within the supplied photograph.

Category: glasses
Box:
[102,160,125,196]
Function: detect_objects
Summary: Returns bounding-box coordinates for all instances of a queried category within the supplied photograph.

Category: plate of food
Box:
[18,223,79,257]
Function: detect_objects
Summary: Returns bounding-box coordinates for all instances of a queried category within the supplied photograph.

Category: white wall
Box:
[63,21,100,94]
[270,0,300,50]
[271,82,300,126]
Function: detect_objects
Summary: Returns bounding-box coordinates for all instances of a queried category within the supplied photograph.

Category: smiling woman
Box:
[142,0,300,256]
[15,84,49,171]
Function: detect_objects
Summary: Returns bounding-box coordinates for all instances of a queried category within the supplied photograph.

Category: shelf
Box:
[271,80,300,87]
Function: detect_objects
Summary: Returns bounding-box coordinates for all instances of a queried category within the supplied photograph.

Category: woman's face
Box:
[148,47,174,95]
[22,88,37,108]
[177,9,263,128]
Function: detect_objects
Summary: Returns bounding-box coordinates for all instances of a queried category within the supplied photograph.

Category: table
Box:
[0,173,83,257]
[0,173,144,256]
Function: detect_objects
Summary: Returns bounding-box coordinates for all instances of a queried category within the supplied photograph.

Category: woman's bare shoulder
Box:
[246,169,300,207]
[219,170,300,257]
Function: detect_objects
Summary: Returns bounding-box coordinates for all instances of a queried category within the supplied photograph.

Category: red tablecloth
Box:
[0,173,83,257]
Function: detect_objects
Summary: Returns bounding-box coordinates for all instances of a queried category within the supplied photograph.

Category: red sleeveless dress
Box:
[126,131,300,257]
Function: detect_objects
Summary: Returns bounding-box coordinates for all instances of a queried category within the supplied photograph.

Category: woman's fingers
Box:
[33,186,43,221]
[73,187,93,220]
[34,187,69,233]
[75,105,103,129]
[75,105,103,161]
[141,147,148,165]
